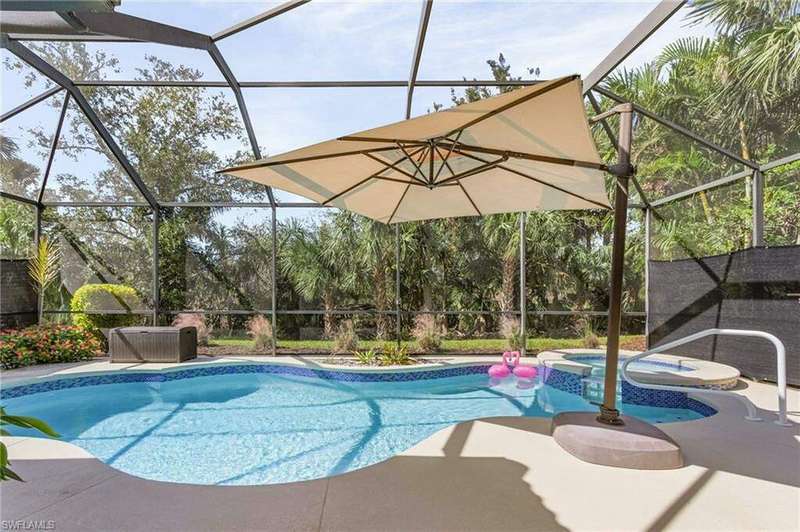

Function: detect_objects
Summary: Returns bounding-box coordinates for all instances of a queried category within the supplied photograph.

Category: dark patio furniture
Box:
[109,326,197,363]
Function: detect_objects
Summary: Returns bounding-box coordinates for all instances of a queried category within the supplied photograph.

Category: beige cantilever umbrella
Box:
[220,75,611,223]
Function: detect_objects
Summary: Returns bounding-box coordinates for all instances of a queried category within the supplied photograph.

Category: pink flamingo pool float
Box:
[488,351,538,385]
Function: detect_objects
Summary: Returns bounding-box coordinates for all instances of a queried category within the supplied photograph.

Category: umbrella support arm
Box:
[598,103,634,427]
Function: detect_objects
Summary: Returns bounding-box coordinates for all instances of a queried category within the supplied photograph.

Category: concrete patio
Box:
[1,357,797,531]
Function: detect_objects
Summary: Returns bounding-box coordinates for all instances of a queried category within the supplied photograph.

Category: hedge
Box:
[0,325,103,370]
[70,283,142,331]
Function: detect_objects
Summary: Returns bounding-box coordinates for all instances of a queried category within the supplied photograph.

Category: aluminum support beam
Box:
[0,86,62,123]
[208,43,275,205]
[70,11,210,49]
[5,33,138,42]
[395,223,401,347]
[2,36,160,209]
[276,202,330,208]
[593,87,758,170]
[41,201,150,207]
[2,1,118,11]
[644,207,651,348]
[583,0,685,93]
[650,169,752,207]
[0,190,38,206]
[160,201,275,208]
[152,207,160,325]
[73,79,545,88]
[405,0,433,119]
[586,91,617,150]
[271,205,278,356]
[37,91,70,204]
[752,170,764,247]
[144,309,645,317]
[213,0,311,41]
[760,151,800,171]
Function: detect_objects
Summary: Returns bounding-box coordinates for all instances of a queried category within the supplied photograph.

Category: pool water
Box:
[567,355,696,374]
[4,369,705,485]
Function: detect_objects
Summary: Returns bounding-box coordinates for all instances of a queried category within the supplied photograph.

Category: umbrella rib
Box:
[339,136,426,145]
[453,149,610,210]
[373,175,428,186]
[431,144,457,182]
[364,150,428,186]
[219,145,401,173]
[397,142,427,180]
[442,141,608,171]
[442,74,579,138]
[323,146,427,206]
[322,175,377,206]
[458,183,482,216]
[499,164,611,210]
[387,184,411,224]
[434,154,508,186]
[432,130,462,182]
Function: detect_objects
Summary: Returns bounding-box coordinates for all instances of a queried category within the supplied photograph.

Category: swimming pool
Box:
[2,364,712,486]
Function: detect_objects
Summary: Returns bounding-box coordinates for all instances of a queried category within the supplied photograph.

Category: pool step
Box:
[581,375,621,405]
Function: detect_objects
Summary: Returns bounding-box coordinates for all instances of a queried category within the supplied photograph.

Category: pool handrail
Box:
[621,328,790,427]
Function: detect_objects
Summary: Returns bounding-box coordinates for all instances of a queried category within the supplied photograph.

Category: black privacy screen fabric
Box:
[648,246,800,385]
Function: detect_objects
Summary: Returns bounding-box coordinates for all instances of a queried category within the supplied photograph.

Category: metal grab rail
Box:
[621,328,790,427]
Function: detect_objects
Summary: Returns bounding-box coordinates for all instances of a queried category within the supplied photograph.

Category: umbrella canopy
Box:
[220,75,611,223]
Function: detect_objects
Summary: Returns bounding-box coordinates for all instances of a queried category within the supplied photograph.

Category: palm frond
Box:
[27,236,61,294]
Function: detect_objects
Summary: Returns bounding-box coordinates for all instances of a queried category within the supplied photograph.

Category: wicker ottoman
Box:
[109,326,197,363]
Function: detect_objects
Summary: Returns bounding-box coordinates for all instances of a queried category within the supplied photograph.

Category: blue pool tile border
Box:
[541,366,717,417]
[1,362,716,418]
[0,363,493,400]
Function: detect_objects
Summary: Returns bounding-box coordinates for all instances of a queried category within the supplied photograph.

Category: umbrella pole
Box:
[597,103,634,426]
[519,213,527,356]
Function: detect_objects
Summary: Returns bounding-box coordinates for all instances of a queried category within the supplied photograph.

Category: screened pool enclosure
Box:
[1,1,798,352]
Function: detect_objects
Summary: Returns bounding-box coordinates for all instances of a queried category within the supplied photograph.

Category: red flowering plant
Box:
[0,325,103,370]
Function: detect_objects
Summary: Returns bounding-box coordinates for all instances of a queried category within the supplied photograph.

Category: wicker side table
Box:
[109,326,197,363]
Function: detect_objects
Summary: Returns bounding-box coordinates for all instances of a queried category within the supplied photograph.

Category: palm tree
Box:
[352,216,395,339]
[482,213,520,318]
[280,219,346,337]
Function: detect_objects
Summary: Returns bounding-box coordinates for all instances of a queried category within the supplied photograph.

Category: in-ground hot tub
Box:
[537,348,740,390]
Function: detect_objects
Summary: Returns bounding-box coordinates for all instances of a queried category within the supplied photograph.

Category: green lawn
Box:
[209,335,644,352]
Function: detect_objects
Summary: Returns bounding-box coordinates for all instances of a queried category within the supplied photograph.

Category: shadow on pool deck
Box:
[1,421,567,532]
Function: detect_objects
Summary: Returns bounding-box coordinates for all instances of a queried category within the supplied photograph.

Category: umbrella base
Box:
[550,412,683,470]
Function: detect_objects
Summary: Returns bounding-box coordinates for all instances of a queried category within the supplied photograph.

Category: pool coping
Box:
[0,355,497,390]
[537,348,740,389]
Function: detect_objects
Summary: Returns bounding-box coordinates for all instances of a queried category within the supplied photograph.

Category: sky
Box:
[1,0,715,228]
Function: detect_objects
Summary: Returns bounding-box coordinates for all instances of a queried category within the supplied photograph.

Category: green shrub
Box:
[331,320,359,354]
[353,347,378,365]
[379,344,412,366]
[0,325,103,370]
[70,284,141,331]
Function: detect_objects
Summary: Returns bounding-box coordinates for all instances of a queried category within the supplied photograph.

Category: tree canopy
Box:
[0,1,797,340]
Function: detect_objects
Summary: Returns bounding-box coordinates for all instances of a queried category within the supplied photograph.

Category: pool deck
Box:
[1,355,798,531]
